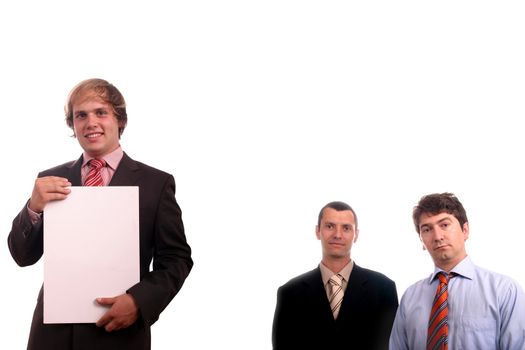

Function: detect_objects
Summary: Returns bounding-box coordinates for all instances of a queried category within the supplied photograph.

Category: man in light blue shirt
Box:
[389,193,525,350]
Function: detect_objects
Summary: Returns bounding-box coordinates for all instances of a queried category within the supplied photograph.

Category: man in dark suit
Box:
[8,78,193,350]
[272,201,398,350]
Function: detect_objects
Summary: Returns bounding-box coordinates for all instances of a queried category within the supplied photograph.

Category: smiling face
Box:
[72,97,121,158]
[418,211,469,271]
[316,208,358,265]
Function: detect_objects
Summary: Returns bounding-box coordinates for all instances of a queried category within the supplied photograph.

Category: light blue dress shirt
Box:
[389,256,525,350]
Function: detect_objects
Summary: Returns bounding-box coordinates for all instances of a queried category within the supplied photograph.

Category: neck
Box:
[435,253,467,273]
[322,256,351,274]
[84,144,121,159]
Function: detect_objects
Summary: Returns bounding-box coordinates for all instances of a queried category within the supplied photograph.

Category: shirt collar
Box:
[82,146,124,171]
[319,260,354,286]
[428,255,475,283]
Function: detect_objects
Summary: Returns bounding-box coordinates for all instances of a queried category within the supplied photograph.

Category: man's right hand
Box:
[28,176,71,213]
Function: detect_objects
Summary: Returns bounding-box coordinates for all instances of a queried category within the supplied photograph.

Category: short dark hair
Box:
[64,78,128,137]
[413,192,468,234]
[317,201,358,229]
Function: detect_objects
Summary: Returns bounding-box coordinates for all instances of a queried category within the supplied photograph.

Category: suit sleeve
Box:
[376,279,399,350]
[8,167,67,267]
[127,175,193,326]
[272,286,287,350]
[272,285,300,350]
[8,202,44,267]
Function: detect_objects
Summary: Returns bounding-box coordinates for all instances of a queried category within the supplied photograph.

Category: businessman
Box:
[8,78,193,350]
[272,201,398,350]
[389,192,525,349]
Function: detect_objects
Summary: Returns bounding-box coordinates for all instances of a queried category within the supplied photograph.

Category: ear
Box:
[117,121,125,138]
[315,226,321,240]
[71,124,77,138]
[353,228,359,243]
[462,222,470,241]
[419,234,426,250]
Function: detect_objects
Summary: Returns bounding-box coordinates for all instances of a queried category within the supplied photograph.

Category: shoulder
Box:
[472,263,524,292]
[353,264,396,287]
[39,160,78,177]
[403,277,428,292]
[122,153,173,179]
[399,276,432,306]
[135,160,171,178]
[278,268,320,292]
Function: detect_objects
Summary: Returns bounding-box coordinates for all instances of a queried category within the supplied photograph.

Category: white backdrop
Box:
[1,1,524,349]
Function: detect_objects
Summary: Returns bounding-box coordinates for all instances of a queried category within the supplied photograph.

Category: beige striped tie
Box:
[329,274,344,319]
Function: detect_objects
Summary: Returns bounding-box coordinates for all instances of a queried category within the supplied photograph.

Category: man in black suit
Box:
[272,201,398,350]
[8,78,193,350]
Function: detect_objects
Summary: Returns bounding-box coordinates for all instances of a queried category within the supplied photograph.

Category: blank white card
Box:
[43,186,140,323]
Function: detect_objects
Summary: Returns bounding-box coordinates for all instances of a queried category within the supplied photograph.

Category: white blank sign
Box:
[43,186,140,324]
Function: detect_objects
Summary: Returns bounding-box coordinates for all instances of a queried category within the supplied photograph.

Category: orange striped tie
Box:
[84,158,106,186]
[427,272,451,350]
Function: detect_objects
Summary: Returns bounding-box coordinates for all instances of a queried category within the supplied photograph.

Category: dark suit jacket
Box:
[272,264,398,350]
[8,153,193,350]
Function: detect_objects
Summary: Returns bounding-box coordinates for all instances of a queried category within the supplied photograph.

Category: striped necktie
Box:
[329,274,344,319]
[84,158,106,186]
[427,272,452,350]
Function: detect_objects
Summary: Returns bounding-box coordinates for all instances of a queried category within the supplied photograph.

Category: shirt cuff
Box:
[26,204,43,225]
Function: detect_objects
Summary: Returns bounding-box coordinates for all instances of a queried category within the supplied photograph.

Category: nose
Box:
[85,113,99,126]
[433,227,445,241]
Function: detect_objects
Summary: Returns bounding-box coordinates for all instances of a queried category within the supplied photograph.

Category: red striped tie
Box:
[427,272,451,350]
[84,158,106,186]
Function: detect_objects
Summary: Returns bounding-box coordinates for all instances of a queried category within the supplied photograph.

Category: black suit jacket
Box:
[272,264,398,350]
[8,153,193,350]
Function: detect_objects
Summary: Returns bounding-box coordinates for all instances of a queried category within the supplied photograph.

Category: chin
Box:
[84,148,104,157]
[329,252,349,259]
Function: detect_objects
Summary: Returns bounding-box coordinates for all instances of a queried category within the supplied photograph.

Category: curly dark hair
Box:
[413,193,468,234]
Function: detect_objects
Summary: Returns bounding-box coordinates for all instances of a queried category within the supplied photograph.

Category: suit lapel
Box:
[108,153,141,186]
[337,264,367,322]
[67,156,83,186]
[305,267,337,324]
[68,153,141,186]
[304,266,370,324]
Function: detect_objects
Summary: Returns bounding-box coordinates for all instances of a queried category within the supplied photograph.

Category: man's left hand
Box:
[96,293,139,332]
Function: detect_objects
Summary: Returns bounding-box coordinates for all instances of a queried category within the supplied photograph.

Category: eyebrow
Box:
[420,216,452,228]
[74,107,108,114]
[324,221,354,227]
